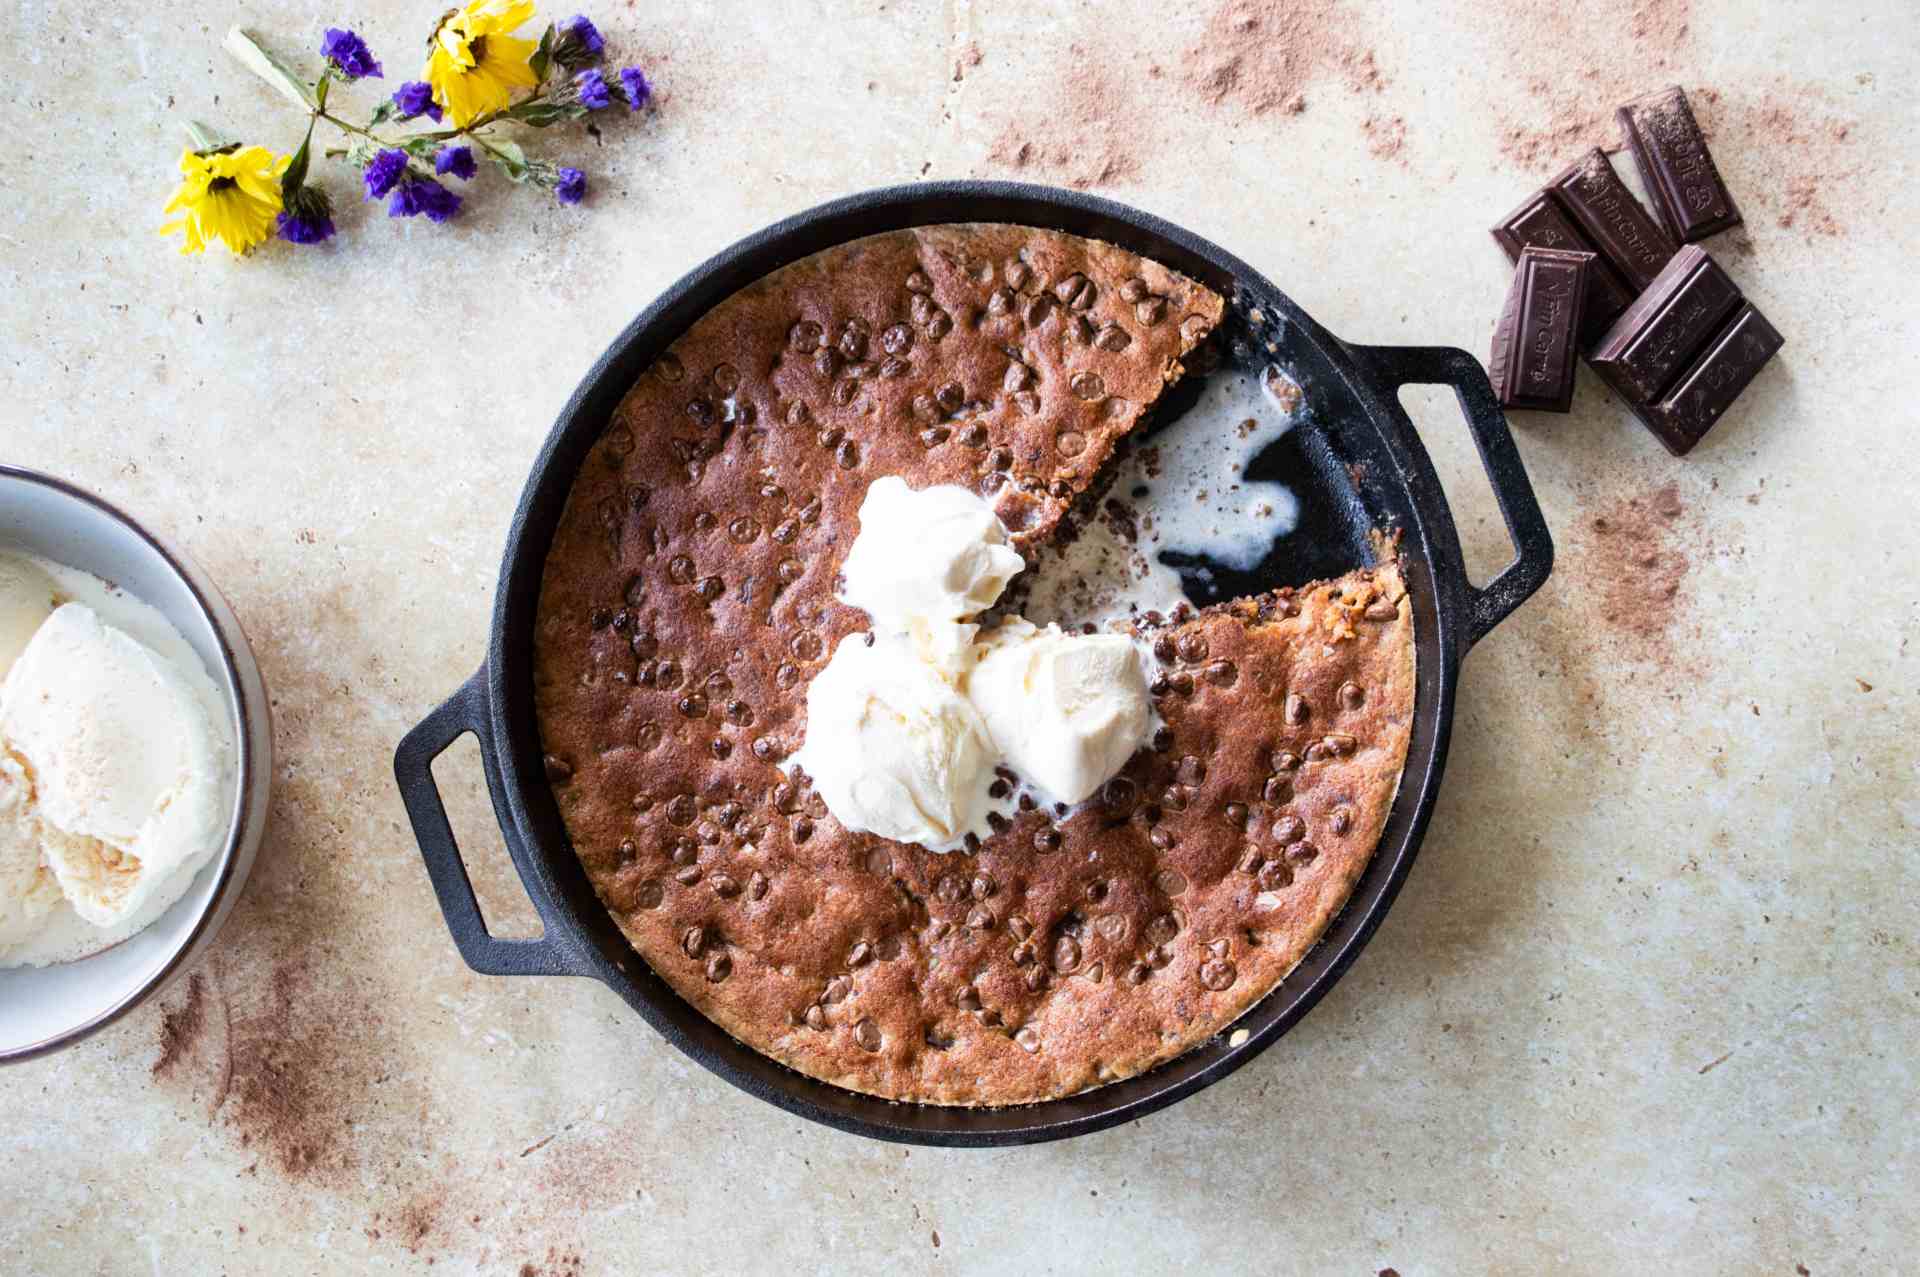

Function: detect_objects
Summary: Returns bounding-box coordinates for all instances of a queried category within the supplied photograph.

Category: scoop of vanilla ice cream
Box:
[0,603,228,927]
[0,553,59,681]
[970,620,1152,805]
[838,477,1025,629]
[793,632,995,848]
[0,748,64,946]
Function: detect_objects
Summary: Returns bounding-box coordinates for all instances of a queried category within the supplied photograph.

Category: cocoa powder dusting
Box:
[1691,88,1860,240]
[983,0,1395,188]
[149,899,396,1189]
[1183,0,1386,114]
[1575,483,1692,660]
[221,959,361,1181]
[985,52,1141,190]
[151,971,207,1080]
[1363,113,1407,163]
[1492,0,1693,170]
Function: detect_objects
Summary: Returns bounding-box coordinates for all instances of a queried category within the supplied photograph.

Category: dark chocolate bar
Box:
[1489,247,1592,413]
[1491,191,1634,346]
[1640,304,1783,455]
[1549,148,1677,291]
[1589,246,1742,403]
[1618,86,1742,243]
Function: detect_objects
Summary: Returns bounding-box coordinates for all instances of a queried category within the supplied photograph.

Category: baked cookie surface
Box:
[534,225,1413,1104]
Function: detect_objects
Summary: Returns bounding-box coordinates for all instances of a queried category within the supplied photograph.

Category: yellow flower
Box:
[425,0,539,128]
[158,145,290,256]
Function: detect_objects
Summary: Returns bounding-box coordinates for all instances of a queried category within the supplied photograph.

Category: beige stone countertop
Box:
[4,0,1914,1272]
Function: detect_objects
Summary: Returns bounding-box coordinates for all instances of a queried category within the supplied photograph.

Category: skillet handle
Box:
[1351,344,1554,651]
[394,666,584,977]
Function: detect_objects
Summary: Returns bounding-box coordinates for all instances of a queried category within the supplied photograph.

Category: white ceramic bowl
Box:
[0,465,271,1061]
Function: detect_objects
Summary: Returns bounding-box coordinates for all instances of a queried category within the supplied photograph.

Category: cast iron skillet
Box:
[394,181,1552,1146]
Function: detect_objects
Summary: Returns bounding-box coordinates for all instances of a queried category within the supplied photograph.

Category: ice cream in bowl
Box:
[0,466,270,1061]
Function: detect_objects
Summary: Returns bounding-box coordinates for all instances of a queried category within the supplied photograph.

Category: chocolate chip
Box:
[1285,693,1310,725]
[804,1004,827,1030]
[705,953,732,982]
[1023,965,1048,992]
[748,870,769,900]
[1119,277,1150,303]
[1224,801,1250,827]
[853,1018,883,1052]
[1069,371,1106,401]
[1199,959,1237,991]
[1053,272,1095,309]
[848,940,874,967]
[1272,814,1305,844]
[967,907,995,931]
[824,975,853,1004]
[1258,859,1294,890]
[711,873,739,898]
[1339,681,1365,710]
[1364,599,1398,622]
[1263,776,1291,805]
[681,925,706,957]
[1286,842,1319,866]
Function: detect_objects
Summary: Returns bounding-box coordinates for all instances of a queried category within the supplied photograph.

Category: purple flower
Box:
[276,185,336,244]
[320,27,383,81]
[363,148,409,200]
[393,80,442,123]
[574,68,611,110]
[555,167,587,205]
[435,145,477,181]
[275,210,336,244]
[552,14,605,69]
[618,66,651,111]
[388,175,463,223]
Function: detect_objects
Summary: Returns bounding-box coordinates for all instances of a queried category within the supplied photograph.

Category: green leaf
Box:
[315,71,332,111]
[223,27,318,110]
[282,119,315,196]
[402,136,442,162]
[368,98,397,128]
[182,119,235,153]
[506,101,590,128]
[530,23,556,85]
[487,139,533,183]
